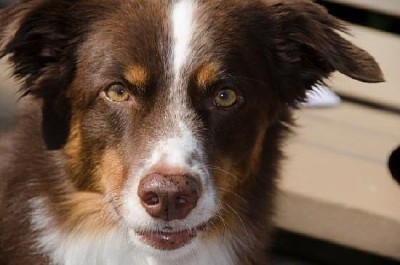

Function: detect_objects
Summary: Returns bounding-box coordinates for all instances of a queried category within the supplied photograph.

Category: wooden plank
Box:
[276,102,400,259]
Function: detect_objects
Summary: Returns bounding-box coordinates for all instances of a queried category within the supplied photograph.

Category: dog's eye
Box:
[105,84,131,102]
[213,89,237,108]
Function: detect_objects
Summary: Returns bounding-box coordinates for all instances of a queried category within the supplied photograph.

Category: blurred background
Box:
[274,1,400,265]
[1,1,400,265]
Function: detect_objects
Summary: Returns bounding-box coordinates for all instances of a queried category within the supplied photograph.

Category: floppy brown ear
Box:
[265,0,384,103]
[0,0,77,150]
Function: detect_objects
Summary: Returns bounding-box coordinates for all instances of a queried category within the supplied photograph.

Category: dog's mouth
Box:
[134,223,209,250]
[136,229,197,250]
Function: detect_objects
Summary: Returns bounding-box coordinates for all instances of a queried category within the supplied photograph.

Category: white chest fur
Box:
[30,198,238,265]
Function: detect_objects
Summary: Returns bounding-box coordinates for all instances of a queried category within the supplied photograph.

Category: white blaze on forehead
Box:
[167,0,199,171]
[172,0,196,78]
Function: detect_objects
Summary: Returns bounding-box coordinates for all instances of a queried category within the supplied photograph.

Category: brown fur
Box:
[0,0,383,264]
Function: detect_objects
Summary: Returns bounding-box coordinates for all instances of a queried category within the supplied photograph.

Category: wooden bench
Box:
[275,24,400,260]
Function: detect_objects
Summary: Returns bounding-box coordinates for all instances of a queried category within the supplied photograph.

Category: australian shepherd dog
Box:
[0,1,383,264]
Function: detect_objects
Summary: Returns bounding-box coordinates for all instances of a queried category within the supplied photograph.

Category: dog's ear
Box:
[265,0,384,104]
[0,1,78,150]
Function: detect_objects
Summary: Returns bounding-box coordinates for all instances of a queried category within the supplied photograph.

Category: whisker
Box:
[198,164,242,182]
[222,202,250,240]
[215,212,228,239]
[216,187,247,203]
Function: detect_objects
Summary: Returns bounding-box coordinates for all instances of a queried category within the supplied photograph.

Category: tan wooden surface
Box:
[275,102,400,260]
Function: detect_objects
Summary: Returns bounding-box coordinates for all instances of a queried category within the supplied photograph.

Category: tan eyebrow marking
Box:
[196,63,221,88]
[124,65,149,87]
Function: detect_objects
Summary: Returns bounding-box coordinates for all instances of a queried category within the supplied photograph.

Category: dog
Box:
[0,0,383,264]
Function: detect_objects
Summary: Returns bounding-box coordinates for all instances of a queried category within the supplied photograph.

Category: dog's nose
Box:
[138,173,201,221]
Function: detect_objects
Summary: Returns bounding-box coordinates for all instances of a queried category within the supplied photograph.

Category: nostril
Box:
[142,192,160,206]
[176,196,187,205]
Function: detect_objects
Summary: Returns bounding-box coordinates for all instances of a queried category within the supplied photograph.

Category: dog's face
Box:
[0,0,383,259]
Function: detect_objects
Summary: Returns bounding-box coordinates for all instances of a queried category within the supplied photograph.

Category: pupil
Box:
[220,91,229,100]
[116,87,125,95]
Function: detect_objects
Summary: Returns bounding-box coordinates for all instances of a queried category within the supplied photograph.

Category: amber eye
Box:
[105,84,131,102]
[214,89,238,108]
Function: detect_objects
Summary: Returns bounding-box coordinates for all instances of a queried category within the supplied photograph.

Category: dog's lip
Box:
[136,229,197,250]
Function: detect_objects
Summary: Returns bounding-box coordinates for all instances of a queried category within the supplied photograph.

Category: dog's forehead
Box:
[80,0,261,87]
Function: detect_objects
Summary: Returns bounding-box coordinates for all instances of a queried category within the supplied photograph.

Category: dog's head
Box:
[0,0,383,259]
